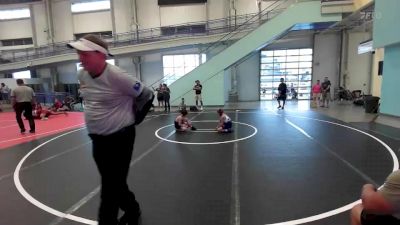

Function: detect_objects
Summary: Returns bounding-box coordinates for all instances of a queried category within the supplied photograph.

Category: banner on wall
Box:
[321,0,353,6]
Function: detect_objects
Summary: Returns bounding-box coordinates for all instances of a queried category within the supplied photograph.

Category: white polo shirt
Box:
[11,85,35,103]
[78,64,143,135]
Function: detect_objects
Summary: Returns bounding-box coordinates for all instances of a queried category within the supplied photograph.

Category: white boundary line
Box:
[285,119,313,139]
[155,120,258,145]
[0,123,86,144]
[0,124,18,129]
[231,110,240,225]
[0,120,16,122]
[13,112,203,225]
[262,115,399,225]
[11,111,399,225]
[285,119,378,186]
[13,128,97,225]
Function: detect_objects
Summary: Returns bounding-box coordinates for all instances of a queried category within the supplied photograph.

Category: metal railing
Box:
[1,0,294,106]
[0,13,260,64]
[143,0,291,90]
[168,0,294,104]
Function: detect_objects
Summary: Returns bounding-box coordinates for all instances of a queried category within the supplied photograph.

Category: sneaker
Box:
[20,129,26,134]
[200,106,203,111]
[277,106,281,109]
[118,209,141,225]
[29,130,35,133]
[281,107,284,110]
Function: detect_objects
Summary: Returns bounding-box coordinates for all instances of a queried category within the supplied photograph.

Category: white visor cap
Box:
[67,38,113,56]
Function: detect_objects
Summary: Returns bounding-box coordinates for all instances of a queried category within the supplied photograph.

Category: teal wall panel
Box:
[373,0,400,48]
[379,43,400,116]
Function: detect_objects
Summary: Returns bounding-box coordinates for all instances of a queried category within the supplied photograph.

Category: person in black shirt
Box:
[321,77,331,108]
[163,83,171,112]
[193,80,203,110]
[277,78,287,110]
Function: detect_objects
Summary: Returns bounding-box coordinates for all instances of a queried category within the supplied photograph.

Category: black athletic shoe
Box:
[29,130,35,133]
[118,209,141,225]
[20,129,26,133]
[277,106,281,109]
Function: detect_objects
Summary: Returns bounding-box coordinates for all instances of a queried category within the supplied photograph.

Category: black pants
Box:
[15,102,35,132]
[164,95,170,112]
[277,95,287,107]
[89,124,139,225]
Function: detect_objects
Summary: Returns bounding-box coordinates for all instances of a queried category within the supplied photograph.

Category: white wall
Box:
[57,63,79,84]
[160,4,206,26]
[207,0,228,20]
[112,0,133,33]
[73,11,112,34]
[313,33,341,90]
[267,36,313,50]
[237,53,260,101]
[117,57,139,77]
[136,0,160,29]
[36,67,51,78]
[345,31,372,93]
[235,0,275,15]
[140,53,163,86]
[236,0,258,15]
[0,0,272,47]
[52,0,74,42]
[31,3,48,46]
[0,19,32,40]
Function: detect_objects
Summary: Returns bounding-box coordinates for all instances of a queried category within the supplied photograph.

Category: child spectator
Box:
[174,109,196,132]
[178,98,187,111]
[216,109,233,133]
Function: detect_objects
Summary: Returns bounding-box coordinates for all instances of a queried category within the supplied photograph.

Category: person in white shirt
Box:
[174,109,196,132]
[216,109,233,133]
[351,170,400,225]
[11,79,35,133]
[1,83,10,104]
[68,34,153,225]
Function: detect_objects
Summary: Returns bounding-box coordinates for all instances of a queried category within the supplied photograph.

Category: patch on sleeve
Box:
[133,82,141,92]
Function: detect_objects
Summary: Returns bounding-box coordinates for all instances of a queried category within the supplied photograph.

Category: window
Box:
[260,48,313,100]
[0,8,30,20]
[71,0,110,13]
[13,70,31,79]
[75,31,112,40]
[161,24,206,36]
[158,0,207,5]
[1,38,33,46]
[76,59,115,71]
[162,54,206,86]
